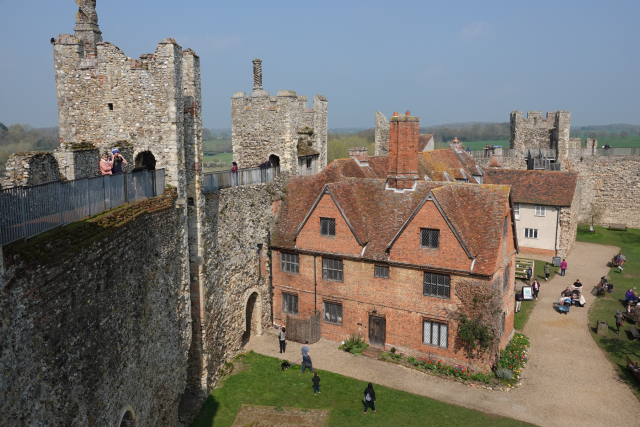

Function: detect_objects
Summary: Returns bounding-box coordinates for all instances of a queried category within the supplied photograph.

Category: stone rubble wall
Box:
[375,111,389,156]
[475,155,528,171]
[557,178,581,258]
[3,152,62,188]
[510,111,570,151]
[0,190,191,426]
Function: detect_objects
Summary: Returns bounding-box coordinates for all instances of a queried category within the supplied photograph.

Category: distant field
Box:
[465,140,509,150]
[203,152,233,163]
[203,139,231,152]
[450,136,640,150]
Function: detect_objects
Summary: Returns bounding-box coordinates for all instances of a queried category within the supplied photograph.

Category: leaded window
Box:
[281,252,300,274]
[503,216,508,238]
[503,266,510,291]
[374,265,389,279]
[323,301,342,325]
[500,311,506,337]
[420,228,439,249]
[423,273,451,299]
[321,218,335,236]
[282,293,298,315]
[423,320,448,348]
[322,258,343,282]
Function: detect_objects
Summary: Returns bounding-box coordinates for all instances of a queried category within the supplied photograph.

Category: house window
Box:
[420,228,439,249]
[535,205,546,217]
[322,258,343,282]
[282,293,298,315]
[500,311,506,337]
[423,272,450,299]
[374,265,389,279]
[473,175,483,184]
[503,266,510,291]
[306,158,312,169]
[320,218,335,236]
[514,203,520,220]
[524,228,538,239]
[423,320,448,348]
[323,301,342,325]
[503,216,508,238]
[455,178,468,183]
[281,252,299,274]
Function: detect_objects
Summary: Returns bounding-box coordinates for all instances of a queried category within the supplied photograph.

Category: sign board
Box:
[522,286,533,300]
[553,256,561,267]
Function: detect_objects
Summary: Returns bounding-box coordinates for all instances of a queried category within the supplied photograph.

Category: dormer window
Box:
[420,228,439,249]
[321,218,335,236]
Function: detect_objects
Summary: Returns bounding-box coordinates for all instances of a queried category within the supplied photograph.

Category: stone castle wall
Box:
[510,110,571,151]
[375,111,390,156]
[231,90,327,174]
[3,152,62,188]
[0,190,191,426]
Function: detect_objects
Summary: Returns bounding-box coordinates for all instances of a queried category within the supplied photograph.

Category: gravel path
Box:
[246,242,640,426]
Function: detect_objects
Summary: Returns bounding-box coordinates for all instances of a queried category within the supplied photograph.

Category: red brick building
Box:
[271,112,518,369]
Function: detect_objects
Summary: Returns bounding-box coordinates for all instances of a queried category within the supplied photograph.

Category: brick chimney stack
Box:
[349,147,369,165]
[387,111,419,190]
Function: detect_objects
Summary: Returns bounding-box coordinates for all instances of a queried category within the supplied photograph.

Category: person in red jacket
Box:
[560,259,568,276]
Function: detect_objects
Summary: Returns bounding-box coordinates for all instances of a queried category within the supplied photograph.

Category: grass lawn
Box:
[203,153,233,163]
[576,225,640,399]
[465,140,509,150]
[203,140,231,151]
[191,352,534,427]
[513,257,557,331]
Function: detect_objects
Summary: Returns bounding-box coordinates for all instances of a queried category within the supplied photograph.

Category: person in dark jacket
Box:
[278,326,286,354]
[111,149,128,174]
[363,382,376,414]
[312,371,321,395]
[515,291,523,313]
[526,266,533,282]
[544,263,551,281]
[614,310,623,335]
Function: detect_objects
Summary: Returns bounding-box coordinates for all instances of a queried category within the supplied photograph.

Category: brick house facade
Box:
[271,112,518,370]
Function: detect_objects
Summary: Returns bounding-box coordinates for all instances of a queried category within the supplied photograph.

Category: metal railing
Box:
[203,166,280,193]
[0,169,165,245]
[568,147,640,157]
[469,148,556,159]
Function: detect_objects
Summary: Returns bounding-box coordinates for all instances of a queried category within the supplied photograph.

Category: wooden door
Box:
[368,315,386,348]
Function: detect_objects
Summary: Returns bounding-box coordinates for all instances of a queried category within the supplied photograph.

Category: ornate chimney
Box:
[387,111,419,190]
[252,58,263,91]
[74,0,103,51]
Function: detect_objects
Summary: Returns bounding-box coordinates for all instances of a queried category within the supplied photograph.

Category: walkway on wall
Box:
[203,166,279,193]
[246,242,640,426]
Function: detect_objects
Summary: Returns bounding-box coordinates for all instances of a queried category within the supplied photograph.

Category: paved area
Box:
[246,242,640,426]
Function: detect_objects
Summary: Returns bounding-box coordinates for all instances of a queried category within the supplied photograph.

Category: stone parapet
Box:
[3,152,62,188]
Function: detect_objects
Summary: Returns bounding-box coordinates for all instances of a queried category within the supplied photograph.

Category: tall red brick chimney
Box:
[387,111,419,189]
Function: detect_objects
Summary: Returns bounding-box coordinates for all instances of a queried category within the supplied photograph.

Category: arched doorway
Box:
[269,154,280,168]
[134,151,156,171]
[242,291,262,346]
[120,409,135,427]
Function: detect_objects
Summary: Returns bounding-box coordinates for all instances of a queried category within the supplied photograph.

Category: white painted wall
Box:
[515,203,559,251]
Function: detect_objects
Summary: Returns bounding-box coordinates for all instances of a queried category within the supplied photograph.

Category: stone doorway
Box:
[269,154,280,168]
[119,409,136,427]
[134,150,156,171]
[242,291,262,346]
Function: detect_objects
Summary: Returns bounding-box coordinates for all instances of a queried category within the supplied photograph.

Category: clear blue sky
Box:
[0,0,638,129]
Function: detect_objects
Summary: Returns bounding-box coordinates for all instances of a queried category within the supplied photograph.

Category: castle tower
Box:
[231,59,328,175]
[387,111,419,190]
[73,0,102,51]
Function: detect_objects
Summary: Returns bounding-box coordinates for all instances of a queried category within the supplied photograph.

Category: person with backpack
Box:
[363,382,376,414]
[312,371,321,395]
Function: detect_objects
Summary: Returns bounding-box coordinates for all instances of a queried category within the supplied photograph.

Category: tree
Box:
[620,131,629,141]
[609,131,618,140]
[202,128,213,141]
[0,122,8,132]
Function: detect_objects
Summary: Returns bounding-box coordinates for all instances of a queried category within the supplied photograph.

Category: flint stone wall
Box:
[475,156,528,171]
[3,152,62,188]
[375,111,389,156]
[0,190,191,426]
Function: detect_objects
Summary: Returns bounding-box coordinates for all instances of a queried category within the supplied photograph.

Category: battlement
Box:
[510,109,571,152]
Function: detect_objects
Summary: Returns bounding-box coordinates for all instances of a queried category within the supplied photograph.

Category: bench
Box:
[609,223,627,231]
[629,325,640,340]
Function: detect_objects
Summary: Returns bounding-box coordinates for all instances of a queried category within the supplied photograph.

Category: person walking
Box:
[560,259,567,276]
[515,290,523,313]
[614,310,623,335]
[532,279,540,300]
[526,266,533,282]
[363,382,376,414]
[312,372,321,395]
[301,341,313,373]
[544,263,551,281]
[278,325,286,354]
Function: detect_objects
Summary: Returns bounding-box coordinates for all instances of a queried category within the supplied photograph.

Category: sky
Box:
[0,0,638,129]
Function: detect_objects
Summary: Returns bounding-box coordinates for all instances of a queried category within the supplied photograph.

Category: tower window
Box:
[108,103,114,111]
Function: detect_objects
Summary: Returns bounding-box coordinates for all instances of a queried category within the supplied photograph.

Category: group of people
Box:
[625,288,639,311]
[614,253,626,272]
[277,325,377,413]
[99,149,128,175]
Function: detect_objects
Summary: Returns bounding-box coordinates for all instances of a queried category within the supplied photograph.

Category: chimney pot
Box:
[406,111,410,116]
[393,112,398,117]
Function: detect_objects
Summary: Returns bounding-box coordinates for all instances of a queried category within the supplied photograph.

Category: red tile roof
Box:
[485,170,578,207]
[273,165,513,275]
[418,134,434,151]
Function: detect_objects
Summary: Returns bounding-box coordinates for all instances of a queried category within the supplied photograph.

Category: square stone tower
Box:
[231,59,328,175]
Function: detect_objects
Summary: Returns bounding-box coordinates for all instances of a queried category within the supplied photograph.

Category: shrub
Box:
[471,372,494,384]
[407,356,416,365]
[496,368,513,380]
[339,333,369,355]
[497,333,529,379]
[458,314,497,358]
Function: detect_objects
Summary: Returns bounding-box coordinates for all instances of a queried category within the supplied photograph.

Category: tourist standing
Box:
[614,310,623,335]
[363,383,376,414]
[560,259,567,276]
[231,161,238,187]
[526,266,533,282]
[515,291,523,313]
[544,263,551,281]
[301,341,313,373]
[312,372,321,395]
[604,142,611,155]
[532,280,540,300]
[278,325,286,354]
[100,153,112,175]
[111,149,128,174]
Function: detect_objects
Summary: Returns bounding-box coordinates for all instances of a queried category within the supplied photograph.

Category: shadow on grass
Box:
[190,394,220,427]
[598,337,640,391]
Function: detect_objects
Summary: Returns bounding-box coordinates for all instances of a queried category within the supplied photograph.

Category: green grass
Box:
[191,352,533,427]
[203,153,233,163]
[464,140,510,150]
[576,225,640,399]
[577,135,640,148]
[203,140,231,152]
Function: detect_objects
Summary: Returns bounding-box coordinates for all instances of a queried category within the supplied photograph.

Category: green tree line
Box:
[0,122,59,169]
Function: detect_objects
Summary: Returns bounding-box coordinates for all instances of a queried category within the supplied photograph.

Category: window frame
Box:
[500,311,506,337]
[280,252,300,274]
[503,265,510,292]
[514,203,520,220]
[320,217,336,237]
[524,228,539,239]
[306,157,312,169]
[374,265,389,279]
[422,319,448,348]
[322,257,344,282]
[420,228,440,249]
[534,205,546,217]
[323,300,343,325]
[423,272,451,299]
[503,216,508,238]
[282,292,299,315]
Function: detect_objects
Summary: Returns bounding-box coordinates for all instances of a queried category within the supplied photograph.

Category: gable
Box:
[295,193,363,256]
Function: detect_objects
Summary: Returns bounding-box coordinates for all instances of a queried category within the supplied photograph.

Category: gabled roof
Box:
[485,169,578,207]
[418,134,434,151]
[273,165,513,275]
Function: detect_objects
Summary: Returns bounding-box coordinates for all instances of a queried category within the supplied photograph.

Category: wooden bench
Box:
[629,325,640,340]
[609,223,627,231]
[515,258,534,281]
